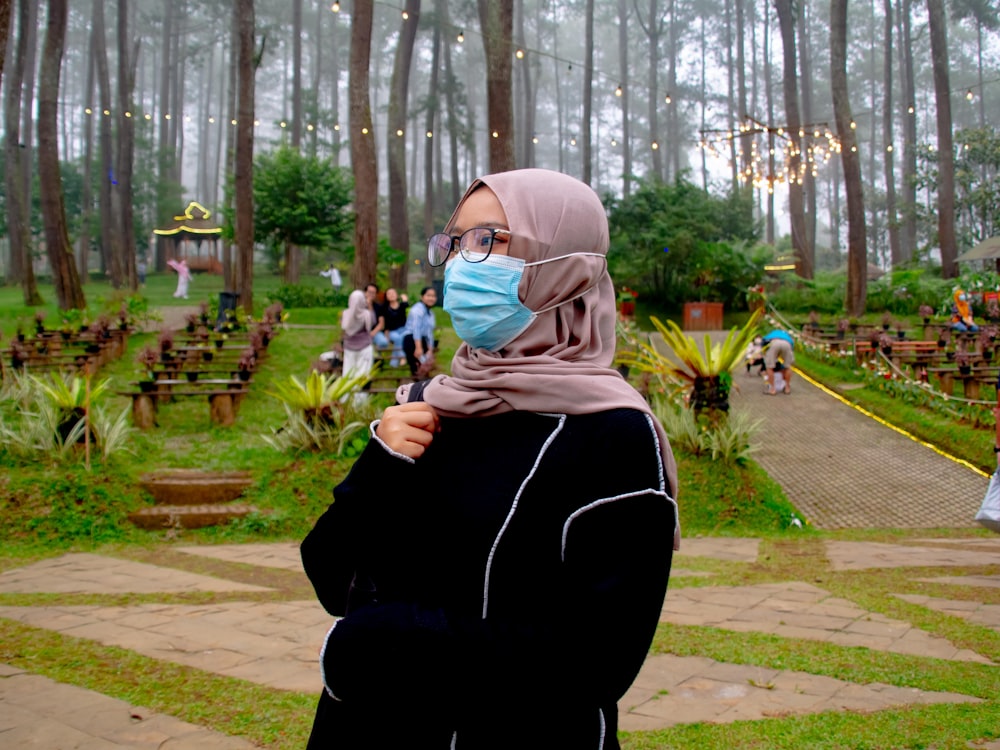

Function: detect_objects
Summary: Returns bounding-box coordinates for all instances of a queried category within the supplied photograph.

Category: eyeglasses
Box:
[426,227,511,267]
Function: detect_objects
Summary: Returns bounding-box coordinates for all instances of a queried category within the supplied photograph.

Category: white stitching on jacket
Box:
[481,414,566,618]
[319,619,343,701]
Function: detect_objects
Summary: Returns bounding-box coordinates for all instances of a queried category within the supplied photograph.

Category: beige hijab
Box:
[406,168,678,510]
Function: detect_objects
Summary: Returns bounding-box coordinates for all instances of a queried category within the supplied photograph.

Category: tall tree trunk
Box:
[582,0,594,184]
[235,0,255,315]
[478,0,515,173]
[157,0,175,238]
[636,0,665,180]
[115,0,137,290]
[0,0,11,87]
[774,0,810,278]
[883,0,901,265]
[222,6,238,289]
[422,11,441,288]
[926,0,957,278]
[77,12,96,280]
[832,0,867,316]
[38,0,85,310]
[4,0,40,302]
[897,0,917,261]
[797,4,816,261]
[618,0,631,196]
[387,0,420,291]
[92,0,114,277]
[764,9,775,244]
[283,0,303,284]
[441,3,460,207]
[350,0,378,288]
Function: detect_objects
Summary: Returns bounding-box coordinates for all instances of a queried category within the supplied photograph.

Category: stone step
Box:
[128,503,258,530]
[139,469,253,506]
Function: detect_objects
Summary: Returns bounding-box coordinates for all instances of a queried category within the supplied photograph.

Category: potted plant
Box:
[868,328,881,353]
[214,333,228,349]
[158,329,175,362]
[988,298,1000,323]
[978,326,997,361]
[937,326,951,348]
[919,304,934,325]
[895,319,906,340]
[806,310,820,332]
[236,347,257,380]
[199,301,211,325]
[836,318,849,339]
[878,331,894,356]
[135,346,159,390]
[954,349,972,375]
[617,286,638,317]
[10,340,29,370]
[746,284,766,313]
[881,311,892,331]
[185,313,199,333]
[34,311,47,335]
[618,309,764,425]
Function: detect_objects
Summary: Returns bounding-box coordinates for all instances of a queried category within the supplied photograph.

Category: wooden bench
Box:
[926,367,999,399]
[853,338,942,365]
[121,379,251,429]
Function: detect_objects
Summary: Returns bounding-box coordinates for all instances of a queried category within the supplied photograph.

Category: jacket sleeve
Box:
[319,490,675,709]
[300,428,420,616]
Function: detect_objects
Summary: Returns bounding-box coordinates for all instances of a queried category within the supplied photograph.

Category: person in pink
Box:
[170,258,192,299]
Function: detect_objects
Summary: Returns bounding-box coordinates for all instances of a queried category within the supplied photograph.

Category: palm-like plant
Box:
[264,369,374,454]
[266,369,372,425]
[620,309,763,419]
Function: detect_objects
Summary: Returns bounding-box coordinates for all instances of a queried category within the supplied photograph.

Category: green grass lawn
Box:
[1,283,999,748]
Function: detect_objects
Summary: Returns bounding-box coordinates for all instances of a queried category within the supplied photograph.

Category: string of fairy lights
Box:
[74,0,996,175]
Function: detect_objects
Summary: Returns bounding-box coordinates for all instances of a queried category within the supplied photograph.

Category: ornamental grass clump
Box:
[619,308,763,425]
[263,369,373,455]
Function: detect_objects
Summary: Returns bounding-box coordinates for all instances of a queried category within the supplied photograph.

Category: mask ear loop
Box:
[526,253,609,315]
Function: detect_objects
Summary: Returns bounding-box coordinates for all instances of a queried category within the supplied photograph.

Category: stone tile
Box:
[825,541,1000,571]
[916,574,1000,589]
[896,593,1000,634]
[0,553,271,594]
[674,537,761,563]
[661,582,981,661]
[0,670,256,748]
[619,654,981,731]
[175,543,303,572]
[0,601,327,693]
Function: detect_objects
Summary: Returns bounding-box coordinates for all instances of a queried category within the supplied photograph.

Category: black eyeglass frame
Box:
[426,227,511,267]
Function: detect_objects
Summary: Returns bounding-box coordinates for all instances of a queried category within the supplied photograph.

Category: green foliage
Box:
[953,127,1000,246]
[623,309,764,389]
[653,395,762,465]
[0,374,134,462]
[262,370,373,454]
[250,145,354,252]
[267,283,346,309]
[606,177,762,308]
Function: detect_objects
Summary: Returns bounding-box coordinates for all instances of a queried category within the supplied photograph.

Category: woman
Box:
[400,285,437,377]
[373,287,409,366]
[339,285,377,398]
[302,168,678,749]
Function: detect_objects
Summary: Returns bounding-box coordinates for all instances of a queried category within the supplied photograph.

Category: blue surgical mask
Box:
[443,251,606,352]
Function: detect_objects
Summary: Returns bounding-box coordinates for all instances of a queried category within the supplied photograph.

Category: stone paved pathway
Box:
[3,337,1000,747]
[2,537,999,746]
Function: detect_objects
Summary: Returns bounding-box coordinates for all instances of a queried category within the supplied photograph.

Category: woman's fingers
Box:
[376,403,440,458]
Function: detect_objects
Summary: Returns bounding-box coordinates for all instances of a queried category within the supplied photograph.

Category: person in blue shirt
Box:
[401,286,437,377]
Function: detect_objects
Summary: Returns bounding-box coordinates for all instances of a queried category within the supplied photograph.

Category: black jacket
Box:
[301,408,676,749]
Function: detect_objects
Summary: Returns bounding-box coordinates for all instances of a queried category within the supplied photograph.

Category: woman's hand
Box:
[376,402,440,459]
